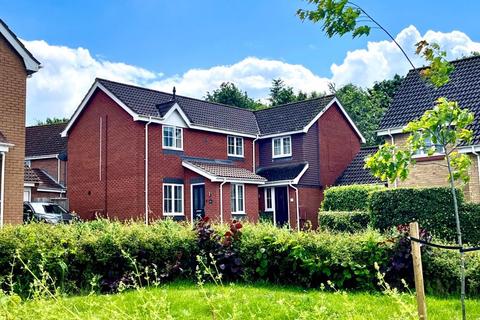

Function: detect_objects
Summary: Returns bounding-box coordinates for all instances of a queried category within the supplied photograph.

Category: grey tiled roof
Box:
[254,95,335,135]
[183,160,266,182]
[335,147,383,186]
[380,56,480,144]
[31,168,65,190]
[26,123,67,157]
[256,162,307,182]
[98,79,259,135]
[0,131,8,144]
[24,165,40,183]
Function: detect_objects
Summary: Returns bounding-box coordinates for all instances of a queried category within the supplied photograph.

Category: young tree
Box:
[268,79,297,106]
[297,1,470,318]
[205,82,263,110]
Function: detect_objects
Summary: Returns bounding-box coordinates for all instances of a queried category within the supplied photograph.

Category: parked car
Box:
[23,202,80,224]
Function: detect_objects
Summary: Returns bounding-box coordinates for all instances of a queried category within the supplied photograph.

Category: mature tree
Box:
[205,82,263,110]
[297,1,469,317]
[36,117,69,125]
[331,75,403,146]
[268,79,297,106]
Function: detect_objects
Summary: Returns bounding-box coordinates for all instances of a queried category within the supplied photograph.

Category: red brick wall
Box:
[30,158,67,184]
[0,34,28,224]
[298,186,323,228]
[318,103,361,187]
[68,90,144,220]
[68,89,259,222]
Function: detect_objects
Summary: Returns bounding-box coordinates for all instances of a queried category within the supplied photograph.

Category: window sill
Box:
[273,154,292,159]
[227,154,244,159]
[412,154,445,162]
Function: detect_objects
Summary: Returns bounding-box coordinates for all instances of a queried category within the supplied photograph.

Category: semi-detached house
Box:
[62,78,365,228]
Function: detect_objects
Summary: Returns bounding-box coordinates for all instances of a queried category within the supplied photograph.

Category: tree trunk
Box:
[445,151,467,320]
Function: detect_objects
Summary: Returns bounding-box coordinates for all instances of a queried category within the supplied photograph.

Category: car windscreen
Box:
[31,203,67,214]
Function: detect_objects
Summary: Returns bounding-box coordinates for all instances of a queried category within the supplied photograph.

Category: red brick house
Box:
[62,79,364,228]
[0,19,40,225]
[24,123,67,202]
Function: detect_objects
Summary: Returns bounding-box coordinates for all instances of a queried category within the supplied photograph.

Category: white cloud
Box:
[23,25,480,124]
[331,25,480,87]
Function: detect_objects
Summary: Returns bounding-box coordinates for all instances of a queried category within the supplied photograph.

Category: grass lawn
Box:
[1,282,478,319]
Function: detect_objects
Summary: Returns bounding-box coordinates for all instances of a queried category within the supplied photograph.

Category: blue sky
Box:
[2,0,480,124]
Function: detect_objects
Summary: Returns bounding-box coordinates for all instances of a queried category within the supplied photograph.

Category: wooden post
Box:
[410,221,427,320]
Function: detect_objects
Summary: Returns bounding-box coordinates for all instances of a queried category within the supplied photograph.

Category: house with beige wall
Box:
[0,19,40,224]
[377,56,480,202]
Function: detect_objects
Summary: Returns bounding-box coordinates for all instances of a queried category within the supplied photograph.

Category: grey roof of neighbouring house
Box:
[183,160,266,182]
[380,55,480,144]
[31,168,65,190]
[256,162,308,182]
[335,147,384,186]
[98,79,260,135]
[254,95,335,135]
[26,123,68,157]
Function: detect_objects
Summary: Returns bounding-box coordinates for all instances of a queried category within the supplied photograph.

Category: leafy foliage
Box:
[318,210,370,233]
[416,40,455,88]
[332,76,404,145]
[297,0,371,38]
[205,82,263,110]
[35,117,69,125]
[268,78,323,106]
[322,184,384,211]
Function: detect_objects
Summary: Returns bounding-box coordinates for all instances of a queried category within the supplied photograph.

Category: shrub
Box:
[318,211,369,233]
[322,185,384,211]
[458,202,480,244]
[369,187,464,242]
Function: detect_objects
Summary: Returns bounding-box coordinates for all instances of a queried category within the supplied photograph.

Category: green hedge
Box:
[369,187,465,242]
[1,220,480,297]
[458,202,480,244]
[318,211,369,233]
[322,185,384,211]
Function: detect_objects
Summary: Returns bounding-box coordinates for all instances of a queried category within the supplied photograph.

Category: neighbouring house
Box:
[0,19,40,225]
[377,55,480,202]
[61,78,364,228]
[25,123,68,203]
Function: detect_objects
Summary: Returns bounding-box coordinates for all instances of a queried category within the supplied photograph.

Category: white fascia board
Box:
[23,182,35,187]
[182,161,265,184]
[377,127,404,136]
[0,23,40,73]
[304,97,366,143]
[36,188,66,193]
[25,154,59,160]
[61,81,140,137]
[292,163,309,184]
[261,180,293,187]
[258,130,304,140]
[458,145,480,154]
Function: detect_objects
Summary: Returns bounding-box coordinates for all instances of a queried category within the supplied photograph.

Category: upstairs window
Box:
[231,184,245,214]
[163,125,183,150]
[272,136,291,158]
[414,137,445,156]
[227,136,244,157]
[163,183,184,215]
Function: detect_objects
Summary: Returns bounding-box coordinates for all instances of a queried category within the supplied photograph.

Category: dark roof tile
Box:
[256,162,307,182]
[26,123,67,157]
[380,56,480,144]
[335,147,383,185]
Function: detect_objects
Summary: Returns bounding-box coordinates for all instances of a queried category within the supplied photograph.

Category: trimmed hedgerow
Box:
[369,187,466,241]
[318,211,370,233]
[458,202,480,244]
[322,185,384,211]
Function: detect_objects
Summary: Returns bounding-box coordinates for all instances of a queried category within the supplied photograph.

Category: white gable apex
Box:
[163,107,188,128]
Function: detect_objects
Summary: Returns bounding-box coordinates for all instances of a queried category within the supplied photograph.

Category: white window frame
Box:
[264,187,275,212]
[272,136,292,158]
[163,183,184,216]
[413,137,445,157]
[162,125,183,150]
[231,183,245,215]
[227,136,244,157]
